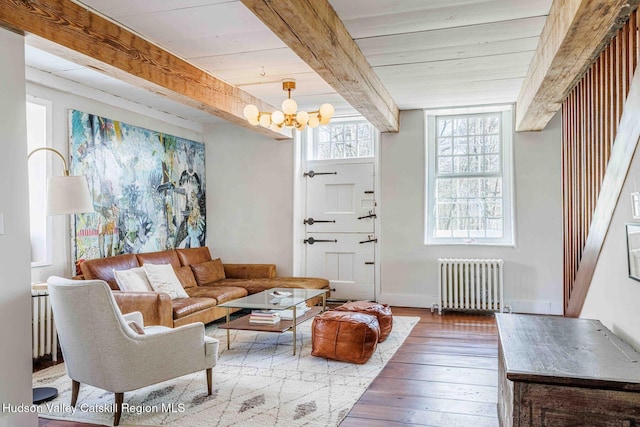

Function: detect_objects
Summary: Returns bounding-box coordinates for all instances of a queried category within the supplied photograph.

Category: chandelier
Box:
[243,79,334,132]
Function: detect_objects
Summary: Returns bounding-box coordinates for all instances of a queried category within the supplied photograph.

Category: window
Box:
[27,97,53,266]
[307,119,374,160]
[425,106,514,245]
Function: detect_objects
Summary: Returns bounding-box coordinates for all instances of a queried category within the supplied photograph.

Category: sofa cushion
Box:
[219,277,329,295]
[191,259,226,285]
[185,285,248,304]
[269,277,330,290]
[176,247,212,266]
[80,254,139,290]
[113,267,152,292]
[223,264,277,279]
[172,297,217,320]
[143,264,189,299]
[137,250,181,268]
[174,266,197,289]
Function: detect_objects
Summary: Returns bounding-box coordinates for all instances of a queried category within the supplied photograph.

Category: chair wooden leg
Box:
[206,368,212,396]
[114,392,123,426]
[70,380,80,407]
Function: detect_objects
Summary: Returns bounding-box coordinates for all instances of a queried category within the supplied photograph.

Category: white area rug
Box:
[34,315,418,426]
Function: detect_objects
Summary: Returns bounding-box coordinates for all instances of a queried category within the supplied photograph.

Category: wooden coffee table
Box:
[218,288,328,355]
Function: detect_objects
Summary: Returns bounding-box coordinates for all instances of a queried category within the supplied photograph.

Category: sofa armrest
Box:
[223,264,277,279]
[112,291,173,328]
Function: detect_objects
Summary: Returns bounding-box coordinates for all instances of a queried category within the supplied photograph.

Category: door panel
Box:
[305,163,374,233]
[305,233,374,301]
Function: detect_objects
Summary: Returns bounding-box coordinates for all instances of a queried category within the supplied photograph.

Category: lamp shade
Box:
[46,175,94,215]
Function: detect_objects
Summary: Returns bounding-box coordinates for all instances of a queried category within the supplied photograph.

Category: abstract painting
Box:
[69,110,206,262]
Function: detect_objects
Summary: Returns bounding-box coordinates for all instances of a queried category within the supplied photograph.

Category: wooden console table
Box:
[496,314,640,426]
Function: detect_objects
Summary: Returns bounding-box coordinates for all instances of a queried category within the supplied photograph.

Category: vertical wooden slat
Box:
[562,13,639,313]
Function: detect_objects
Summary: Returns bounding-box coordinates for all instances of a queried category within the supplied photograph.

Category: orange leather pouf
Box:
[334,301,393,342]
[311,311,380,364]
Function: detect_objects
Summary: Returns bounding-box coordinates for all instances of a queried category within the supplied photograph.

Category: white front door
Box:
[303,162,376,300]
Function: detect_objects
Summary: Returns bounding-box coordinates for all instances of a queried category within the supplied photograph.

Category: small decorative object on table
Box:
[269,290,292,298]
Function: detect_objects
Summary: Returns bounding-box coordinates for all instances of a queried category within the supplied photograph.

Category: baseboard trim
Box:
[377,293,563,315]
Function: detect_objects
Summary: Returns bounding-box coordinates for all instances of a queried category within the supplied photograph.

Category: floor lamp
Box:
[28,147,93,404]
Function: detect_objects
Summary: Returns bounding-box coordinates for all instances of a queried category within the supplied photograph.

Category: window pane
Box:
[453,118,467,136]
[358,140,372,157]
[345,141,357,158]
[438,137,452,155]
[486,135,500,153]
[485,155,500,172]
[484,115,500,134]
[436,202,453,217]
[318,127,330,143]
[332,142,344,158]
[436,178,453,199]
[357,123,371,140]
[453,137,468,155]
[331,125,344,141]
[438,157,453,173]
[468,155,482,173]
[469,136,483,154]
[438,118,452,137]
[344,124,356,140]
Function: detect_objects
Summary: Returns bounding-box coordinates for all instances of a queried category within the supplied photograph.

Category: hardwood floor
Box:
[342,307,499,427]
[38,308,499,427]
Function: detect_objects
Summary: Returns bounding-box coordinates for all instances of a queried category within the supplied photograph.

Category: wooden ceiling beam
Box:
[0,0,291,140]
[516,0,639,132]
[241,0,400,133]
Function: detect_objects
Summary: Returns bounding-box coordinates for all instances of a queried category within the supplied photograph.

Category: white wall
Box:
[204,123,294,276]
[0,29,37,427]
[379,110,563,314]
[27,83,203,282]
[582,138,640,350]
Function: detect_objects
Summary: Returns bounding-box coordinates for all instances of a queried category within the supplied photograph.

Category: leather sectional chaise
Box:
[76,247,329,327]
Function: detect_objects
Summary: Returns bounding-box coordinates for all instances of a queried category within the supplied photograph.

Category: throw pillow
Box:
[174,265,197,289]
[143,263,190,299]
[190,258,226,286]
[128,321,145,335]
[113,267,152,292]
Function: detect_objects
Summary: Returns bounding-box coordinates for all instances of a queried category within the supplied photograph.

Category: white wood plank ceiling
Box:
[25,0,552,128]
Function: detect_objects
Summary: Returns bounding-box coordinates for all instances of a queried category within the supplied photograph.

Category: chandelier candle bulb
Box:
[282,98,297,115]
[296,111,309,125]
[271,110,285,125]
[308,115,320,128]
[319,103,335,118]
[243,104,259,120]
[259,114,271,127]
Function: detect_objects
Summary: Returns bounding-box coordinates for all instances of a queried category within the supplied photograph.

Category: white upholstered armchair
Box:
[47,276,218,426]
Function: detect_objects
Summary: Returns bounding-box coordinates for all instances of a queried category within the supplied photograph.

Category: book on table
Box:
[272,302,310,320]
[249,310,281,324]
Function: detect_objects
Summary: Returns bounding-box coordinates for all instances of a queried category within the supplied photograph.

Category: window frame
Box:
[27,96,53,267]
[425,105,515,246]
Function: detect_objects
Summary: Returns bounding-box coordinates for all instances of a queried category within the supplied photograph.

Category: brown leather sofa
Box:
[76,247,330,328]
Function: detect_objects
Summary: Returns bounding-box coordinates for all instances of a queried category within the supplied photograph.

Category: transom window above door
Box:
[307,119,374,161]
